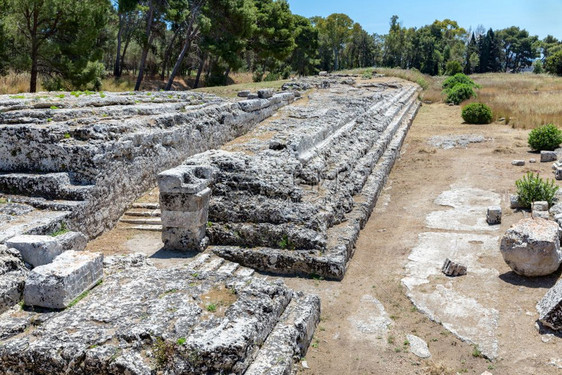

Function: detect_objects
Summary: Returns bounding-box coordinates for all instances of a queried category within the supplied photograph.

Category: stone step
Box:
[245,293,321,375]
[123,225,162,232]
[215,261,239,276]
[131,202,160,210]
[1,195,84,211]
[234,267,255,278]
[187,253,212,271]
[124,209,161,217]
[197,256,225,273]
[0,172,93,201]
[119,217,162,225]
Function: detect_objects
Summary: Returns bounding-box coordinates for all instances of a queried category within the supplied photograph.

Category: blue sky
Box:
[286,0,562,39]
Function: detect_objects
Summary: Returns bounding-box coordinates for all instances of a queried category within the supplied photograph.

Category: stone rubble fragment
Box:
[512,160,525,166]
[537,278,562,330]
[541,151,558,162]
[533,201,549,212]
[530,158,537,163]
[486,206,502,225]
[23,250,103,309]
[237,90,250,97]
[54,231,87,251]
[442,258,467,276]
[510,194,525,209]
[5,235,64,267]
[257,89,274,99]
[550,203,562,216]
[500,218,562,277]
[406,334,431,358]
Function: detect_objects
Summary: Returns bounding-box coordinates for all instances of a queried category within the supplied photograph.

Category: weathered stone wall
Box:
[0,91,294,240]
[159,80,420,279]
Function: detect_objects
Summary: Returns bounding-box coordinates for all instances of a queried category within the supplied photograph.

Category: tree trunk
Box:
[194,52,207,89]
[30,45,38,93]
[165,27,198,90]
[161,26,182,80]
[134,1,155,91]
[114,13,123,78]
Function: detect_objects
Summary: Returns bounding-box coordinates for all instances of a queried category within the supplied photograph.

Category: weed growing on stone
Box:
[63,133,71,139]
[153,337,174,369]
[177,337,186,346]
[10,95,25,99]
[278,235,295,250]
[206,303,217,312]
[49,105,59,110]
[50,222,69,237]
[67,280,102,308]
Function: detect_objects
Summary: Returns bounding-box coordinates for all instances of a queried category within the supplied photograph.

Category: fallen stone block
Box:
[0,245,28,314]
[486,206,502,225]
[533,210,550,219]
[512,160,525,166]
[54,231,87,251]
[23,250,103,309]
[5,235,64,267]
[237,90,250,97]
[442,258,467,276]
[537,278,562,330]
[550,203,562,216]
[533,201,549,211]
[500,218,562,277]
[510,194,525,209]
[318,71,328,76]
[541,150,558,162]
[257,89,273,99]
[555,167,562,180]
[406,334,431,358]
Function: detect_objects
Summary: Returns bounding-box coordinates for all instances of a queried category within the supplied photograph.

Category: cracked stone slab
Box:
[427,134,487,150]
[426,187,501,232]
[347,294,392,345]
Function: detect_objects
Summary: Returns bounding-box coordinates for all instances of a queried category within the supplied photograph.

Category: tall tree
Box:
[114,0,138,77]
[6,0,110,92]
[290,15,318,76]
[318,13,353,71]
[134,0,165,91]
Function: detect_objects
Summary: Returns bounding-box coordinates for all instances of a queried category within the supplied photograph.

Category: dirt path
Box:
[285,103,562,374]
[88,101,562,374]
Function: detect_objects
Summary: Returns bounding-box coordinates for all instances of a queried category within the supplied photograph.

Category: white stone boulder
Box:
[500,218,562,277]
[55,231,88,251]
[5,235,64,267]
[537,278,562,330]
[510,194,525,209]
[23,251,103,309]
[541,150,558,162]
[511,160,525,166]
[532,201,549,211]
[406,334,431,358]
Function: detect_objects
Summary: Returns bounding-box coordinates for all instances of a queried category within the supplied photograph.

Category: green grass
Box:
[206,303,217,312]
[50,222,69,237]
[67,280,103,308]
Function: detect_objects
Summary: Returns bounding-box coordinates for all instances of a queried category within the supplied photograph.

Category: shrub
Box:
[462,103,493,124]
[445,83,476,105]
[445,60,463,76]
[533,60,544,74]
[546,51,562,76]
[442,73,479,90]
[515,172,559,208]
[528,123,562,151]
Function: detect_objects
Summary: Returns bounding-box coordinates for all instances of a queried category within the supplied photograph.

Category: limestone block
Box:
[486,206,502,225]
[537,278,562,330]
[6,235,64,267]
[511,160,525,166]
[541,150,558,162]
[406,334,431,358]
[500,218,562,277]
[550,203,562,216]
[257,89,273,99]
[23,250,103,309]
[533,210,550,219]
[318,71,328,76]
[55,231,87,251]
[248,93,259,99]
[442,258,467,276]
[533,201,549,211]
[510,194,525,209]
[529,158,537,163]
[0,246,28,314]
[237,90,250,97]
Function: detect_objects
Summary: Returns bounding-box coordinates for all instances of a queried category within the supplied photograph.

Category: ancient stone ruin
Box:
[0,76,419,372]
[158,81,420,279]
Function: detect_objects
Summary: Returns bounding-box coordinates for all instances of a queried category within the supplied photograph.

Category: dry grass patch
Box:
[470,73,562,129]
[0,71,36,94]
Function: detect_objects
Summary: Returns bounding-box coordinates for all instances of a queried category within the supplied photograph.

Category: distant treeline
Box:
[1,0,561,92]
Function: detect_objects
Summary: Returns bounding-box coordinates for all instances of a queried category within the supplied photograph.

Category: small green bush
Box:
[528,123,562,151]
[515,172,559,208]
[442,73,479,90]
[445,60,463,76]
[445,83,477,105]
[533,60,544,74]
[462,103,493,124]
